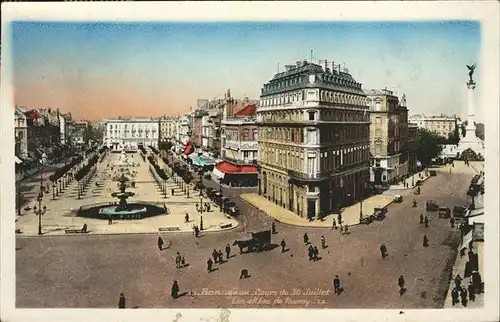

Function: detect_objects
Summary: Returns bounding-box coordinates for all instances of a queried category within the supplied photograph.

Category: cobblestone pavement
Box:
[16,170,475,308]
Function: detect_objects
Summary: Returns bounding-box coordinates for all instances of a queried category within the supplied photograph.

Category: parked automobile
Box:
[374,207,388,215]
[426,200,439,211]
[453,205,468,217]
[360,215,374,225]
[393,195,403,203]
[438,207,451,218]
[223,201,240,216]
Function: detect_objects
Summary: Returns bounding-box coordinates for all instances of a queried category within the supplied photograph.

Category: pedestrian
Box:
[380,244,388,259]
[424,216,429,228]
[460,287,468,307]
[321,236,326,249]
[108,214,113,225]
[451,287,459,306]
[344,225,349,235]
[225,244,231,260]
[118,292,126,309]
[193,225,200,238]
[271,222,277,234]
[303,233,309,245]
[423,234,429,247]
[171,188,174,196]
[398,275,405,295]
[185,212,189,223]
[212,249,218,263]
[207,258,213,272]
[332,218,337,230]
[207,203,211,212]
[308,245,314,261]
[313,246,320,260]
[454,274,463,289]
[450,217,455,228]
[171,280,179,299]
[181,256,186,267]
[339,224,343,234]
[82,223,88,233]
[338,213,342,225]
[412,199,417,208]
[157,236,164,251]
[280,239,286,253]
[175,252,182,268]
[333,275,341,295]
[419,213,424,224]
[468,279,475,302]
[218,249,224,262]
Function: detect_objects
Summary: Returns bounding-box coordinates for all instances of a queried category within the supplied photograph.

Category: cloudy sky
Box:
[10,20,481,121]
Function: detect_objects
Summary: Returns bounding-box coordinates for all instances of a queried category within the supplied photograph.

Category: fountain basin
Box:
[77,202,168,220]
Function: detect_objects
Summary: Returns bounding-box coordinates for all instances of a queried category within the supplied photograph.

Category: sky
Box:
[10,21,481,121]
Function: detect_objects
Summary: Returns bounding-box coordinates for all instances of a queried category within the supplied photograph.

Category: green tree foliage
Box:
[416,128,443,166]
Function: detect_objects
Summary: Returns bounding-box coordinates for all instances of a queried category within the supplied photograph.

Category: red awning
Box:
[216,161,257,174]
[25,109,41,119]
[183,142,194,155]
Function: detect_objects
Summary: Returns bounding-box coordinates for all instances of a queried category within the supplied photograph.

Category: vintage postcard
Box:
[1,2,499,322]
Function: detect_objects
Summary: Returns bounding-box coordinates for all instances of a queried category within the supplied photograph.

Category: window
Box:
[243,151,249,158]
[308,184,315,192]
[308,111,316,121]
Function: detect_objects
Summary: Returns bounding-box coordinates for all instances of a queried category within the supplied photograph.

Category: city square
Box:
[2,12,496,319]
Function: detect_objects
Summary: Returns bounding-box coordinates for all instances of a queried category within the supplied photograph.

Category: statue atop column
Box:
[466,63,476,83]
[400,94,407,107]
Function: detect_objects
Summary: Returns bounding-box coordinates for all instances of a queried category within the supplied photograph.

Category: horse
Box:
[233,240,254,254]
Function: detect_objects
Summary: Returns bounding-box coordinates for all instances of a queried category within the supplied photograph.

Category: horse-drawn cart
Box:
[233,229,272,253]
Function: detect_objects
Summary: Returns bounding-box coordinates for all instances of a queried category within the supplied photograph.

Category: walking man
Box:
[423,234,429,247]
[343,225,349,235]
[193,225,200,238]
[332,218,337,230]
[398,275,405,295]
[218,249,224,263]
[207,258,213,272]
[321,236,326,249]
[450,216,455,228]
[333,275,341,295]
[460,287,468,307]
[380,244,388,259]
[157,236,164,251]
[454,274,463,289]
[424,216,429,228]
[451,288,459,306]
[118,293,126,309]
[313,246,320,260]
[468,279,475,302]
[303,233,309,245]
[185,212,189,223]
[212,249,218,264]
[171,280,179,299]
[420,213,424,224]
[271,222,277,234]
[280,239,286,253]
[175,252,182,268]
[225,244,231,260]
[308,245,314,261]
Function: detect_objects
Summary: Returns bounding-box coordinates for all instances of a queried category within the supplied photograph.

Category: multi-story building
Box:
[14,107,28,160]
[159,116,177,141]
[192,109,207,153]
[407,123,419,174]
[103,118,159,152]
[366,89,409,185]
[175,115,191,148]
[257,59,371,219]
[409,114,457,139]
[214,103,259,186]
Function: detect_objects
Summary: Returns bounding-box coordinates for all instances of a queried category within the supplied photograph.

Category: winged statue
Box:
[466,63,476,82]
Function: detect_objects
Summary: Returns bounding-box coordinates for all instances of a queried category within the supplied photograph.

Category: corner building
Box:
[257,60,370,219]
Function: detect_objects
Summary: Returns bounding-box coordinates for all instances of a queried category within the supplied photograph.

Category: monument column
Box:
[466,80,476,133]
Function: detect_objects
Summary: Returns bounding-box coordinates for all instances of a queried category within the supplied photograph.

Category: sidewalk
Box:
[388,172,432,190]
[240,193,394,228]
[443,241,484,308]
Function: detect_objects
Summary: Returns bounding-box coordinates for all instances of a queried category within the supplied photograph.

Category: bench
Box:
[159,226,180,232]
[65,229,87,234]
[219,223,232,229]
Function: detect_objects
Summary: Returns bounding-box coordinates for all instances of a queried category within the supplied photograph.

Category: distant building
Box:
[103,118,159,151]
[215,103,259,186]
[14,107,28,160]
[409,114,457,139]
[159,116,177,148]
[407,123,419,173]
[257,59,370,219]
[366,89,409,185]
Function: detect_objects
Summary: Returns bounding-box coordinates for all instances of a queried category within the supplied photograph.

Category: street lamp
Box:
[199,189,204,230]
[52,181,56,200]
[33,191,47,235]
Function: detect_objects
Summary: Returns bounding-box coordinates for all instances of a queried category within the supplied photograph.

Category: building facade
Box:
[407,123,419,173]
[159,116,178,143]
[14,107,29,159]
[409,114,457,139]
[367,89,409,185]
[103,118,159,151]
[257,60,371,219]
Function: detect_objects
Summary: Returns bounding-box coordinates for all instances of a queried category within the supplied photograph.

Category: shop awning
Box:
[15,156,23,164]
[216,161,257,174]
[194,155,215,167]
[212,167,225,180]
[183,142,194,155]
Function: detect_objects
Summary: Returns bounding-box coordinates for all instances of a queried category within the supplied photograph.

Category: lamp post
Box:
[33,191,47,235]
[52,181,56,200]
[199,190,204,230]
